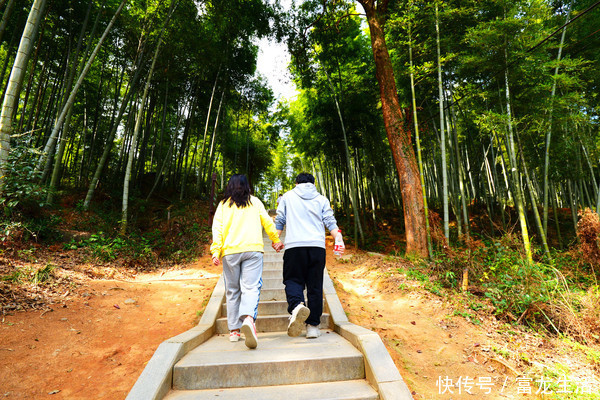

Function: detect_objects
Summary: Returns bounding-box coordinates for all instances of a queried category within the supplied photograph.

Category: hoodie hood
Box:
[293,183,319,200]
[274,182,339,249]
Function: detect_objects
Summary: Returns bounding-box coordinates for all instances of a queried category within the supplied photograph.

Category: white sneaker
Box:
[306,324,321,339]
[287,304,310,337]
[229,331,241,342]
[240,316,258,349]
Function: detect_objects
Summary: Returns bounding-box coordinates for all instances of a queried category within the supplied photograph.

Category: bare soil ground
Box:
[1,240,599,399]
[330,251,600,399]
[0,246,220,399]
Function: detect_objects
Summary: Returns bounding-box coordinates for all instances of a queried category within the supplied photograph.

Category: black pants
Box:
[283,247,326,327]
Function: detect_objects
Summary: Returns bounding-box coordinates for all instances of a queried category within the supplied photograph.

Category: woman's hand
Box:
[212,255,220,266]
[272,242,284,252]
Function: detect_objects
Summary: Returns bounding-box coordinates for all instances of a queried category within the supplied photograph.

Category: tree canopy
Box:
[1,0,600,255]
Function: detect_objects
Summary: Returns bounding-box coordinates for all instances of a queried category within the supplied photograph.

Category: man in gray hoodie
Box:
[274,172,344,338]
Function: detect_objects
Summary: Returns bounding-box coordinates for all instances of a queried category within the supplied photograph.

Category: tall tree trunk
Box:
[24,38,52,134]
[146,104,186,200]
[580,143,598,205]
[568,180,578,240]
[482,143,496,235]
[357,0,427,257]
[134,92,157,183]
[516,130,550,256]
[121,8,170,234]
[203,89,225,193]
[324,68,364,244]
[17,9,47,133]
[551,183,563,248]
[35,0,127,175]
[0,0,16,45]
[82,64,140,210]
[544,5,570,235]
[46,1,93,202]
[46,106,73,203]
[504,54,533,264]
[449,96,469,240]
[153,76,169,172]
[197,67,221,191]
[435,3,450,243]
[0,0,46,190]
[408,4,432,255]
[245,114,250,175]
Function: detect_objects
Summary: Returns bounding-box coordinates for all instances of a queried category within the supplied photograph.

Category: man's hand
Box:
[330,228,341,240]
[212,255,220,266]
[272,242,284,252]
[331,228,345,255]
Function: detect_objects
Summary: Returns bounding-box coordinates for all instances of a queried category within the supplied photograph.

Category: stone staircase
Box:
[127,234,413,400]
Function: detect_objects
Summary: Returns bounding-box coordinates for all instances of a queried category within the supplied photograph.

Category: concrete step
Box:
[221,300,289,316]
[216,313,330,334]
[259,288,287,301]
[264,254,284,262]
[165,379,378,400]
[261,269,282,279]
[259,288,311,302]
[262,277,285,290]
[173,331,365,390]
[263,265,282,272]
[220,300,326,317]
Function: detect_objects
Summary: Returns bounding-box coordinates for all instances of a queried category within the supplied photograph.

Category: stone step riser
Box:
[173,353,365,390]
[263,255,283,262]
[220,300,325,316]
[261,278,285,290]
[164,379,379,400]
[215,314,330,334]
[259,289,287,301]
[261,270,282,279]
[262,269,283,276]
[221,301,289,316]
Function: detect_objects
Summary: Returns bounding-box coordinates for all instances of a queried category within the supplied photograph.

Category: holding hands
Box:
[272,242,284,252]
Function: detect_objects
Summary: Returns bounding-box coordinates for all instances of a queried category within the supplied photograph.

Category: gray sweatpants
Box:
[222,251,263,331]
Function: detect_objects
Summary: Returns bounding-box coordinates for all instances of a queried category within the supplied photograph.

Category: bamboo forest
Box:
[1,0,600,398]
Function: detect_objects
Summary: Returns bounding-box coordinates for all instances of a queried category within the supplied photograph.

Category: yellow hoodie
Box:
[210,195,280,259]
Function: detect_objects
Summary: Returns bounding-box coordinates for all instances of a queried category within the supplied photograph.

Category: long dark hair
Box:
[222,174,251,208]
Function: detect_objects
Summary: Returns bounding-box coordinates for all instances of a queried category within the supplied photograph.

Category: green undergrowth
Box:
[1,182,212,270]
[391,233,600,345]
[382,233,600,394]
[1,263,57,285]
[0,145,61,243]
[64,199,211,269]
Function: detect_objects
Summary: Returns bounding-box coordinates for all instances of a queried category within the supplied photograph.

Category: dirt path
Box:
[0,258,220,399]
[1,245,599,399]
[329,256,498,399]
[328,251,600,399]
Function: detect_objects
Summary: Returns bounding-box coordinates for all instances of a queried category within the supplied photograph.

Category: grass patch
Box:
[1,264,56,285]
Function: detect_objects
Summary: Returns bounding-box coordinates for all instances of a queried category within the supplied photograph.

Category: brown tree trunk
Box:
[358,0,427,257]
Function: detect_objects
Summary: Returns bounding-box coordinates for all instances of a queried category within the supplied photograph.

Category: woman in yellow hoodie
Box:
[210,174,283,349]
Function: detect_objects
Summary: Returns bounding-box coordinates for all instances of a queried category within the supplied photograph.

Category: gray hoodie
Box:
[274,183,338,250]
